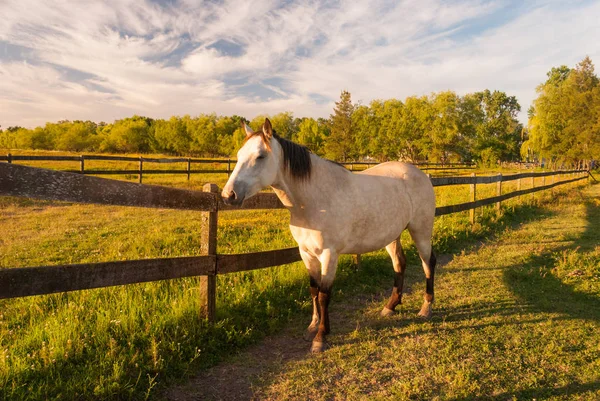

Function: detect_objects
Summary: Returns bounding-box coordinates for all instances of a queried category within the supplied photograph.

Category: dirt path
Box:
[163,255,455,401]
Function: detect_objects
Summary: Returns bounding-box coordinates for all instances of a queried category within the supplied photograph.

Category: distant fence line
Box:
[0,162,590,322]
[0,153,475,182]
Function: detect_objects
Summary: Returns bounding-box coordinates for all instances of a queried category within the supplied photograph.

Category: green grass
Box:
[0,151,593,400]
[247,183,600,401]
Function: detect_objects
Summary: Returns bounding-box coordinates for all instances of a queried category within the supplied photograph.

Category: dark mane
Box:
[273,133,312,181]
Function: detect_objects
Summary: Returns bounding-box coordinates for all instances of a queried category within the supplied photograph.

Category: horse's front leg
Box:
[311,249,338,353]
[300,250,321,341]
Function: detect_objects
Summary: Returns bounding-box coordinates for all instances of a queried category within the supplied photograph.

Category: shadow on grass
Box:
[503,190,600,324]
[449,381,600,401]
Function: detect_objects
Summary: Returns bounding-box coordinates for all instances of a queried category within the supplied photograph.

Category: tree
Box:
[187,114,218,156]
[427,91,462,163]
[152,116,188,155]
[55,121,100,152]
[324,90,354,161]
[269,112,297,140]
[296,117,328,154]
[525,56,600,168]
[459,89,523,167]
[100,116,154,153]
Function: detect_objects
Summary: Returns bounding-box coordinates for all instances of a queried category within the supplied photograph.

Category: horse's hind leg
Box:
[381,237,407,317]
[408,223,436,319]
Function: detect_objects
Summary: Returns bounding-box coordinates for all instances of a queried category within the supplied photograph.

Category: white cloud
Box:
[0,0,599,128]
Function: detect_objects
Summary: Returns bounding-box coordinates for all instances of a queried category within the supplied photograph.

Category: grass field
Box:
[0,151,594,400]
[232,182,600,401]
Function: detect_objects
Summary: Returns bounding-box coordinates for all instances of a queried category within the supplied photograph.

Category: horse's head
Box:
[221,118,280,205]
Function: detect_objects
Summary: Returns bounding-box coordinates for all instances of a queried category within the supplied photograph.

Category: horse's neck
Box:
[272,155,349,219]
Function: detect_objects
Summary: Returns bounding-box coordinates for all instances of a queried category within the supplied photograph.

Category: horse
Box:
[222,118,437,353]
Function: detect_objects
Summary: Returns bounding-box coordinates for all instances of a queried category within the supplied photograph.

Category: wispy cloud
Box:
[0,0,599,127]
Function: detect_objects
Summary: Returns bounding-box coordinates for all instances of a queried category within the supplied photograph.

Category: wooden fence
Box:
[0,153,475,182]
[0,162,589,321]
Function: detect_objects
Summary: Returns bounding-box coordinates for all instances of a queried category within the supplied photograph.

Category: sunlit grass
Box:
[0,150,591,400]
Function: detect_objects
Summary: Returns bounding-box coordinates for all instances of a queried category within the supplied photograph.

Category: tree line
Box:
[0,92,522,167]
[1,57,597,166]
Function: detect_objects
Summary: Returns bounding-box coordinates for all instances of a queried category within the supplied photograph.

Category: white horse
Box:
[222,118,437,353]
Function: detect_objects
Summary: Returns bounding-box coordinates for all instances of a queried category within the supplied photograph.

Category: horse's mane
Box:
[273,132,312,181]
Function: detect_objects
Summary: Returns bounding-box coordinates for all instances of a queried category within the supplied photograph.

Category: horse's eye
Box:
[257,155,266,160]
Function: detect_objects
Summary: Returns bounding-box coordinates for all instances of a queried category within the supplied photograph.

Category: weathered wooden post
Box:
[227,158,231,177]
[187,158,191,181]
[496,173,502,211]
[352,254,362,270]
[470,173,476,225]
[7,153,11,164]
[80,155,85,174]
[138,157,143,184]
[531,175,536,201]
[200,183,218,322]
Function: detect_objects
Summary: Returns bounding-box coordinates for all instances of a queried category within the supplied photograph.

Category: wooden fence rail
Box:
[1,153,475,182]
[0,163,589,322]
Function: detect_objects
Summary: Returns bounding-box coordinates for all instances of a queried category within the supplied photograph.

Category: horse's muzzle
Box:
[221,189,244,206]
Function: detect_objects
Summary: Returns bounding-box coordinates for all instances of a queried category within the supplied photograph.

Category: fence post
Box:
[187,158,191,181]
[531,175,535,201]
[200,183,218,322]
[351,163,354,172]
[352,254,362,270]
[517,178,521,191]
[138,157,143,184]
[470,173,476,226]
[80,155,85,174]
[7,153,11,164]
[496,173,502,211]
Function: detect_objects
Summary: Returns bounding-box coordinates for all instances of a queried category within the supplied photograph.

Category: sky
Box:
[0,0,599,128]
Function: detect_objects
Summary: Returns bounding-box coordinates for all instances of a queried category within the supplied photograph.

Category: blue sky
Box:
[1,0,599,128]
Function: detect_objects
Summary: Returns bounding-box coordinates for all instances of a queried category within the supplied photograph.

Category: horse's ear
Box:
[242,121,254,138]
[263,118,273,140]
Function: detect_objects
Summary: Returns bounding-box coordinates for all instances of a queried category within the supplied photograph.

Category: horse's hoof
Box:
[310,341,328,353]
[417,302,432,319]
[380,307,396,317]
[303,325,318,342]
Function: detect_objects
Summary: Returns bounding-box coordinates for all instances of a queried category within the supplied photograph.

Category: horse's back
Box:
[360,162,432,191]
[360,161,436,217]
[360,161,424,180]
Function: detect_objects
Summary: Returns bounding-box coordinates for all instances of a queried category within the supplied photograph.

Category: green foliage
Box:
[295,117,328,154]
[340,90,521,164]
[324,90,354,161]
[99,116,154,153]
[525,56,600,168]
